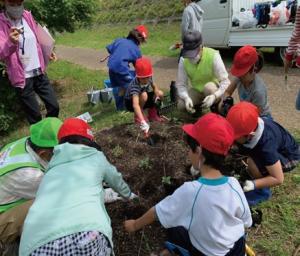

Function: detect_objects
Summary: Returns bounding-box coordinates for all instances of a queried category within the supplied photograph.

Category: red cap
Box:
[182,113,234,156]
[135,57,153,78]
[226,102,259,140]
[135,25,148,40]
[58,118,94,141]
[231,45,258,77]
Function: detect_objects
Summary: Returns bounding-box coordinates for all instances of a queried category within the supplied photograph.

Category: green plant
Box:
[112,145,123,158]
[161,176,171,185]
[25,0,98,33]
[139,157,152,170]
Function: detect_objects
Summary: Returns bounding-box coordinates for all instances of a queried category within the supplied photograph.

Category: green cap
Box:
[30,117,63,148]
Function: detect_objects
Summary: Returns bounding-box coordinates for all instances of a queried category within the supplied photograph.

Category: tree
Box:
[25,0,98,32]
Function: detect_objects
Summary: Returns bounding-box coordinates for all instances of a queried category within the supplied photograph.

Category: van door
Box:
[199,0,231,47]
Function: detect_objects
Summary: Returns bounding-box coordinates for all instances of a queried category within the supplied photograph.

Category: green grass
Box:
[0,60,299,255]
[55,23,181,57]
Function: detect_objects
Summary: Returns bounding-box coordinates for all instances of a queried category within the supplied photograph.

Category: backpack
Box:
[255,3,271,28]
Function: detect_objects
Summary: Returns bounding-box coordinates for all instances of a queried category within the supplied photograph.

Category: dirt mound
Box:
[96,121,248,255]
[97,121,192,255]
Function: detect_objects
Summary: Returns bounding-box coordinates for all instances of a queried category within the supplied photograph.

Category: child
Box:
[124,113,252,256]
[19,118,137,256]
[223,45,271,118]
[227,102,300,195]
[106,25,148,110]
[124,57,164,134]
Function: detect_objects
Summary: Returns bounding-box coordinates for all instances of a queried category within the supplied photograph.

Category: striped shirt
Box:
[287,6,300,56]
[125,77,153,100]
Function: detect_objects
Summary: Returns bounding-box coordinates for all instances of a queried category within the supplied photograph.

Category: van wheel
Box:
[274,47,287,65]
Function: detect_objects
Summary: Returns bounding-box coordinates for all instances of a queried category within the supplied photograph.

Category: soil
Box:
[96,121,248,256]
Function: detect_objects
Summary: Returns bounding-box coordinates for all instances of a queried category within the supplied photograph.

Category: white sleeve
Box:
[155,182,194,229]
[231,178,253,228]
[213,53,230,98]
[2,168,44,199]
[176,57,190,100]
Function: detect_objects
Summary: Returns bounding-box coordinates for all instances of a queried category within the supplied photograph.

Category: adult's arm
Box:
[213,52,230,99]
[286,7,300,56]
[0,29,18,60]
[176,57,190,100]
[0,168,44,201]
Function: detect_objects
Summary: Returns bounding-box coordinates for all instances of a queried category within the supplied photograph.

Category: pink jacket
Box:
[0,10,45,88]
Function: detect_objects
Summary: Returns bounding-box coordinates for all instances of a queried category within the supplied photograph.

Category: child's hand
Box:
[124,220,137,233]
[140,120,150,133]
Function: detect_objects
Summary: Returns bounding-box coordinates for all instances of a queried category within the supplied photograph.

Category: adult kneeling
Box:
[176,30,230,113]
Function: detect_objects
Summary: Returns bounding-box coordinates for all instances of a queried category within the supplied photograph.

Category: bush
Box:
[0,63,23,133]
[96,0,183,24]
[24,0,98,32]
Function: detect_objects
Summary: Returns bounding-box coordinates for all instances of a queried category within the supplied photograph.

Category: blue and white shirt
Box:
[125,77,153,100]
[155,176,252,256]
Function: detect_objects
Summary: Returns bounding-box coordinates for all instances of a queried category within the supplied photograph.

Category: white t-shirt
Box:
[155,176,252,256]
[17,18,41,78]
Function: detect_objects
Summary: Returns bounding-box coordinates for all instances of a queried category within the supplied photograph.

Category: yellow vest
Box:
[183,47,219,92]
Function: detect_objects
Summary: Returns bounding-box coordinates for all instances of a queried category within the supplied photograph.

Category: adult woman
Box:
[0,0,59,124]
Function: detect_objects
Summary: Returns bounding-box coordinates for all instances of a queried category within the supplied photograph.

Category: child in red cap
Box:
[105,25,148,110]
[226,102,299,204]
[20,118,137,255]
[223,45,271,118]
[124,57,164,135]
[124,113,252,256]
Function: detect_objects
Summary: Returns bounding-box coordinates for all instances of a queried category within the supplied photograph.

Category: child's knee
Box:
[140,92,148,102]
[157,90,164,98]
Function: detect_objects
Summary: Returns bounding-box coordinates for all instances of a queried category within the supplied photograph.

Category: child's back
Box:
[156,176,252,255]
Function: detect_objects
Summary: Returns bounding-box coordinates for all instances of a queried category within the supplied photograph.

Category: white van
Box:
[199,0,297,62]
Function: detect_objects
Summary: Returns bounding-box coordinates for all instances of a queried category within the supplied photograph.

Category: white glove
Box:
[104,188,122,203]
[243,180,256,192]
[128,192,139,201]
[190,166,200,176]
[184,97,195,113]
[202,94,216,108]
[140,120,150,133]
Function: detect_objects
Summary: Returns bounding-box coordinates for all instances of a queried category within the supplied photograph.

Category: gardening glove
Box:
[140,120,150,134]
[202,94,216,108]
[128,192,139,201]
[184,97,195,113]
[190,166,200,176]
[243,180,256,192]
[104,188,123,203]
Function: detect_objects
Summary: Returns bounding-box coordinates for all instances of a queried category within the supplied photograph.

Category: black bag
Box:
[287,1,298,23]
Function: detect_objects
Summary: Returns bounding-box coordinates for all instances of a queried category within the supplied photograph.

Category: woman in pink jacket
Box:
[0,0,59,124]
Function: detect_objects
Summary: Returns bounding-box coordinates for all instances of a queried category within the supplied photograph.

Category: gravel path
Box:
[56,45,300,131]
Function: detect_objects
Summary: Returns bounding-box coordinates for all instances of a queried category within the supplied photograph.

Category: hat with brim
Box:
[182,30,202,59]
[230,45,258,77]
